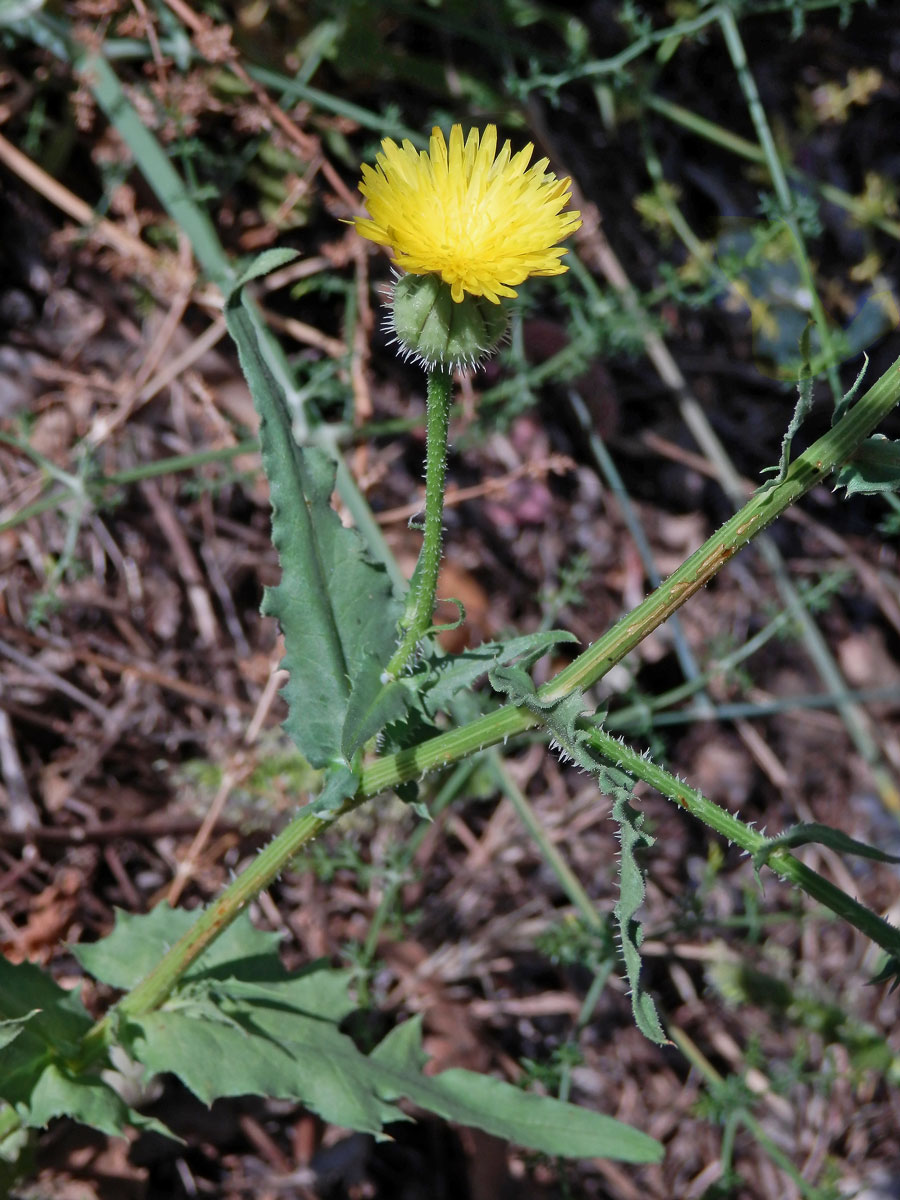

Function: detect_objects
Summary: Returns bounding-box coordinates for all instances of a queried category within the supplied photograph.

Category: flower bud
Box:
[388,273,509,371]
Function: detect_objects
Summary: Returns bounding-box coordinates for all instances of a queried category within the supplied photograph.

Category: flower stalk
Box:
[385,367,454,678]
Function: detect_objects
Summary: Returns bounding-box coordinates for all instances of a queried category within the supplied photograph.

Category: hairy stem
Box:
[384,367,453,678]
[581,724,900,963]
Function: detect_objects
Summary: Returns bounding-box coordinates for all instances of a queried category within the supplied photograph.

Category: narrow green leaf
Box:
[233,248,300,289]
[611,791,668,1046]
[753,821,900,871]
[224,273,401,767]
[78,49,234,288]
[370,1017,662,1163]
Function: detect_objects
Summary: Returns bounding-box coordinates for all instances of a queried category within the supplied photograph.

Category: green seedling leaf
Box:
[610,789,669,1046]
[370,1016,662,1163]
[834,436,900,497]
[753,821,900,873]
[224,266,401,767]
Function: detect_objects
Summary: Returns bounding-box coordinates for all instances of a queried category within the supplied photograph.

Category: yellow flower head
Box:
[353,124,582,304]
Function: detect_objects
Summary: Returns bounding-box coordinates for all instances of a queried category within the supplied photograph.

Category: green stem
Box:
[79,805,333,1059]
[385,367,453,678]
[581,725,900,963]
[78,349,900,1059]
[585,725,765,851]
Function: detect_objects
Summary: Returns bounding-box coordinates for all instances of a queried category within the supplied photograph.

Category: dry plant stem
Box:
[385,367,453,679]
[80,352,900,1052]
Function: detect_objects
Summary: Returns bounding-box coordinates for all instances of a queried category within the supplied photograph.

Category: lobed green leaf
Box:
[105,908,661,1160]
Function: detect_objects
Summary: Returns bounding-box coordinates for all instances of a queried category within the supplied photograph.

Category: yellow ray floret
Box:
[354,125,582,304]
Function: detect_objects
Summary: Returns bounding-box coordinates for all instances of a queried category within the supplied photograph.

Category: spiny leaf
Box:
[485,667,667,1046]
[869,956,900,992]
[753,821,900,873]
[224,262,402,766]
[126,1002,405,1136]
[341,678,409,761]
[771,320,814,483]
[610,790,668,1046]
[308,761,360,819]
[26,1065,169,1141]
[418,628,578,718]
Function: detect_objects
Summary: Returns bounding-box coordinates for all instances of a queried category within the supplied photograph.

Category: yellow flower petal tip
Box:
[353,124,582,304]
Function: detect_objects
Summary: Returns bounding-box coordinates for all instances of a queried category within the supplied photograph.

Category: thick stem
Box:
[384,367,453,678]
